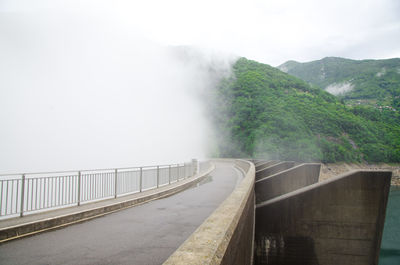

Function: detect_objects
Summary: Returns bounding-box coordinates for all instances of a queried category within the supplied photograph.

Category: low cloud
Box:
[0,13,233,174]
[376,68,386,77]
[325,82,354,96]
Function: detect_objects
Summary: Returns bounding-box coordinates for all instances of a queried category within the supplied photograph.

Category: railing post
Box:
[114,169,118,199]
[77,171,81,206]
[157,166,159,188]
[169,165,171,185]
[20,174,25,217]
[177,164,180,182]
[139,167,143,192]
[192,158,198,177]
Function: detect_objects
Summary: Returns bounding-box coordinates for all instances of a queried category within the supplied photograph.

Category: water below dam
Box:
[380,186,400,265]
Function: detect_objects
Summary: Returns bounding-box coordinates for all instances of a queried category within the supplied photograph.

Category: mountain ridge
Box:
[278,56,400,109]
[211,57,400,163]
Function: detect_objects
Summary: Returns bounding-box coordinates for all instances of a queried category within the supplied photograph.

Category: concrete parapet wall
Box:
[235,159,251,173]
[255,170,392,265]
[254,160,268,167]
[255,163,320,204]
[255,161,279,172]
[164,159,255,265]
[256,161,296,181]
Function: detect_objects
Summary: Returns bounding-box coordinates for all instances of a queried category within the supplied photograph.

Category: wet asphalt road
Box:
[0,161,242,265]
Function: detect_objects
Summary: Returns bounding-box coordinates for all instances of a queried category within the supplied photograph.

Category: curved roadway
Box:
[0,161,243,265]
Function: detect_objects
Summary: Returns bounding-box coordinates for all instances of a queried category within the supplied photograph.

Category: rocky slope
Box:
[320,162,400,185]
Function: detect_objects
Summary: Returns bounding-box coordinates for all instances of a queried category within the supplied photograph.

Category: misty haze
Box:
[0,14,233,174]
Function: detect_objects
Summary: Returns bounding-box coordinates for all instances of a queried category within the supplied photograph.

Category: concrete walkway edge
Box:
[0,163,216,243]
[163,159,255,265]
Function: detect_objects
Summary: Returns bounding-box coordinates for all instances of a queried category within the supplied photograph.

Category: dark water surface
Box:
[380,186,400,265]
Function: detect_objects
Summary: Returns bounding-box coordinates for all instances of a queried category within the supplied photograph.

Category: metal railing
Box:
[0,160,198,219]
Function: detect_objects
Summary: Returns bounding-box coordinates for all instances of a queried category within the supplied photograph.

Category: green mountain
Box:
[211,58,400,163]
[278,57,400,110]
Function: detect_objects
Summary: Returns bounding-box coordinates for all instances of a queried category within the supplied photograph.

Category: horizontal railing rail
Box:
[0,160,198,219]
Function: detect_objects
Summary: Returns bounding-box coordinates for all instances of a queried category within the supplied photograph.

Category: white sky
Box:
[1,0,399,65]
[0,0,399,173]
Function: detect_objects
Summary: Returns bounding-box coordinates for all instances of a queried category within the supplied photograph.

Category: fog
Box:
[3,0,397,174]
[325,82,354,96]
[0,13,234,174]
[376,68,386,77]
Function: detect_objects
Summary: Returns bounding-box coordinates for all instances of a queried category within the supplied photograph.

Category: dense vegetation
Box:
[211,58,400,163]
[279,57,400,108]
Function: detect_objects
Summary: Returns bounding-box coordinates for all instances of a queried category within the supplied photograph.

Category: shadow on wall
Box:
[255,234,319,265]
[255,170,392,265]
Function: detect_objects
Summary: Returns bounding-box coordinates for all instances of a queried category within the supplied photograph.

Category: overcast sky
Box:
[1,0,399,173]
[1,0,399,65]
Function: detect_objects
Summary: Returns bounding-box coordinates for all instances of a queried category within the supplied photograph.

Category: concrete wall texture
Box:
[164,160,255,265]
[256,162,296,181]
[255,170,392,265]
[255,161,279,172]
[255,163,321,204]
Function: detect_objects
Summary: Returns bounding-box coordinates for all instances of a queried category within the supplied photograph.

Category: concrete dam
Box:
[165,160,391,265]
[0,159,391,265]
[253,161,391,265]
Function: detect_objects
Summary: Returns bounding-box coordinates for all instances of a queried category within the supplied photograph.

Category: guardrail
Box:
[0,160,198,219]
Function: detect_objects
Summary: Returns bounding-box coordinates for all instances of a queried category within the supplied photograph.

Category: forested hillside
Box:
[278,57,400,109]
[211,58,400,163]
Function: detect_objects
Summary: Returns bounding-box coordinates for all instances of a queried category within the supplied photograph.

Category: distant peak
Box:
[320,56,351,62]
[278,60,300,72]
